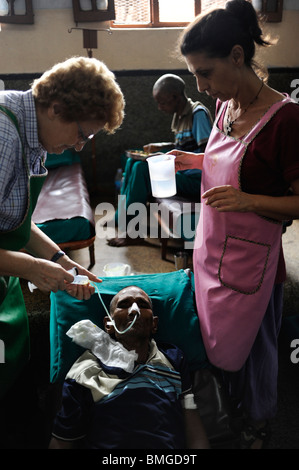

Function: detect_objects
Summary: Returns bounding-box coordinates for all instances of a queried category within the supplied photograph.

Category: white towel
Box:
[66,319,138,373]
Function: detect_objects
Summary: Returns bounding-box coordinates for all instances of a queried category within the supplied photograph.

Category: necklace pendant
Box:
[226,121,232,135]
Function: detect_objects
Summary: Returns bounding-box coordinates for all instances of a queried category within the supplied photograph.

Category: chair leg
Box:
[161,239,168,260]
[88,243,95,270]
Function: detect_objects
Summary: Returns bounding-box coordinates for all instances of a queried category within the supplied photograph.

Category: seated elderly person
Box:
[107,74,212,247]
[49,285,209,449]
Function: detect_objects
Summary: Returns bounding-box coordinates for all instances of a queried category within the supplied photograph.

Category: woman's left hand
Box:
[65,281,99,301]
[202,185,254,212]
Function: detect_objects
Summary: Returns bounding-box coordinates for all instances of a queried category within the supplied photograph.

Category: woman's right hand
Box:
[29,258,75,293]
[167,150,204,172]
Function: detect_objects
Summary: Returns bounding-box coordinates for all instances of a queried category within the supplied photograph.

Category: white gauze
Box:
[66,319,138,373]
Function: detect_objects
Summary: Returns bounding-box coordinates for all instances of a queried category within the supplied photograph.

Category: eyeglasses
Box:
[77,122,94,145]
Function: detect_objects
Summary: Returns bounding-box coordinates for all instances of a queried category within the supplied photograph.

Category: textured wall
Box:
[1,68,298,194]
[0,7,299,73]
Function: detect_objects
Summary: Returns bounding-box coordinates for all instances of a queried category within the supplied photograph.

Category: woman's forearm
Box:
[252,178,299,220]
[25,221,61,260]
[252,194,299,221]
[0,249,37,279]
[203,185,299,221]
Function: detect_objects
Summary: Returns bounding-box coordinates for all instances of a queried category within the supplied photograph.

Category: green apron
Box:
[0,106,47,399]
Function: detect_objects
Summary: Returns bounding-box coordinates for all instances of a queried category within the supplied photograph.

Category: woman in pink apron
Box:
[171,1,299,448]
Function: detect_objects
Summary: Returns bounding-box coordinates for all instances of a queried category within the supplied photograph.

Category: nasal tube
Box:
[128,302,140,317]
[91,282,139,335]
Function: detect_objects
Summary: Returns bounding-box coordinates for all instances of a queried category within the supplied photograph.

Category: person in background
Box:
[49,285,210,449]
[170,0,299,449]
[107,74,212,247]
[0,56,124,407]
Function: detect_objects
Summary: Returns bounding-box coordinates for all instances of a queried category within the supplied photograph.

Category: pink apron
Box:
[193,97,293,371]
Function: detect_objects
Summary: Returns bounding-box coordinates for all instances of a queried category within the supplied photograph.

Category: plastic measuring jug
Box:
[147,154,176,198]
[103,263,131,277]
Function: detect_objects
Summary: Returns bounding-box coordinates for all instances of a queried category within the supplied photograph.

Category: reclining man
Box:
[49,285,209,449]
[108,74,212,246]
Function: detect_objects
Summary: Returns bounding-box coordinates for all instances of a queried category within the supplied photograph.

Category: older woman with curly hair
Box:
[32,56,125,153]
[0,56,124,400]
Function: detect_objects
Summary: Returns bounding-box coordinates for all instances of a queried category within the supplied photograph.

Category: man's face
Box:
[153,90,179,115]
[107,286,158,340]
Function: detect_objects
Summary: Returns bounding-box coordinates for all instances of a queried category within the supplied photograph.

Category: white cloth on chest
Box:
[66,319,138,373]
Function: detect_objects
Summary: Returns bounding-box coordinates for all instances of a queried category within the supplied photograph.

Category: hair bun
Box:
[225,0,263,43]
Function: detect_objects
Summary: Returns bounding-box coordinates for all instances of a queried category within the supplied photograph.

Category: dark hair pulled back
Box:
[180,0,272,68]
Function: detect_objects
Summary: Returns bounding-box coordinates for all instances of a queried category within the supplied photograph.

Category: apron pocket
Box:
[218,235,271,295]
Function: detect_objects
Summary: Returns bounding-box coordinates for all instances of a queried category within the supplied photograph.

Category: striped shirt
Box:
[0,90,47,231]
[52,340,192,448]
[172,98,212,153]
[172,98,212,178]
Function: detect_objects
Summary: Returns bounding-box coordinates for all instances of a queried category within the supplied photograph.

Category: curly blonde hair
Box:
[32,56,125,134]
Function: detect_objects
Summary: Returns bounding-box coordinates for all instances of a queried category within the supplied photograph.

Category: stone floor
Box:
[13,205,299,449]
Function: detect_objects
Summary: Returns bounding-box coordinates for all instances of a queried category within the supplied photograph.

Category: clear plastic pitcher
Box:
[147,154,176,198]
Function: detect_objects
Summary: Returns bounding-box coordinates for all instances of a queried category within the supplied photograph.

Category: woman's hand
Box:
[167,150,204,172]
[56,255,101,300]
[28,258,75,293]
[203,182,299,221]
[29,256,101,300]
[202,185,254,212]
[25,224,101,300]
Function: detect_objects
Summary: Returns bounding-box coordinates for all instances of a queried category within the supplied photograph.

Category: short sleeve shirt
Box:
[0,90,46,231]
